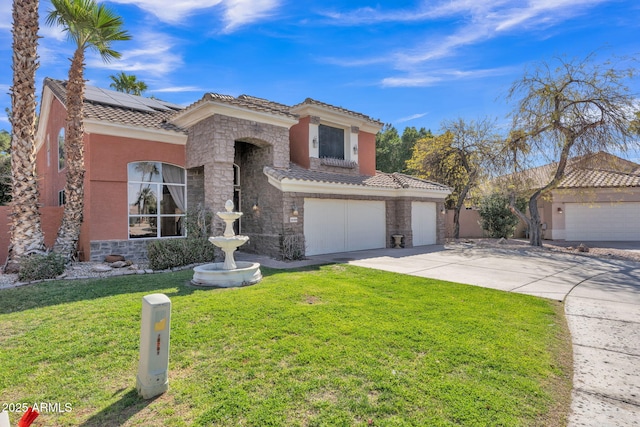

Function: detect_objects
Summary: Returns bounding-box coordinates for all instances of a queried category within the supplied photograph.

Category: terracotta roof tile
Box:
[503,152,640,189]
[193,92,299,119]
[264,163,451,192]
[559,168,640,188]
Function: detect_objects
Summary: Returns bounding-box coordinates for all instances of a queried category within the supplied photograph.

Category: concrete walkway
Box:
[250,244,640,426]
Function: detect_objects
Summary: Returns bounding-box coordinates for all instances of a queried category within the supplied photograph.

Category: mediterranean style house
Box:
[514,152,640,241]
[35,78,451,261]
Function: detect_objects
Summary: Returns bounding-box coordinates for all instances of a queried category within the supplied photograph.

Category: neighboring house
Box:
[511,152,640,241]
[35,78,450,261]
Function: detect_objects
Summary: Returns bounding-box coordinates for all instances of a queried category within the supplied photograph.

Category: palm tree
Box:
[46,0,130,260]
[4,0,45,273]
[109,71,148,95]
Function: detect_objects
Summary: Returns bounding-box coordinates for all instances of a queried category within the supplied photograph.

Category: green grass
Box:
[0,265,572,426]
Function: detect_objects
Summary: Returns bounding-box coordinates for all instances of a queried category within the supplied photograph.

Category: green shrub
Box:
[478,193,526,238]
[19,252,66,281]
[147,238,215,270]
[184,204,213,239]
[281,233,305,260]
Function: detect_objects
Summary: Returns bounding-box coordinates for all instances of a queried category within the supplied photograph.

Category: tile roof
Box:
[264,163,451,192]
[291,98,384,127]
[186,92,299,119]
[46,78,383,132]
[44,78,187,134]
[503,152,640,189]
[559,168,640,188]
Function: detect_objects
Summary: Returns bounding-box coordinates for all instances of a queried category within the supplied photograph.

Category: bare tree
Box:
[407,117,501,239]
[504,53,637,246]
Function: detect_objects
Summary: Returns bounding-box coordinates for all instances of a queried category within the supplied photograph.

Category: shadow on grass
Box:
[0,266,323,315]
[78,389,157,427]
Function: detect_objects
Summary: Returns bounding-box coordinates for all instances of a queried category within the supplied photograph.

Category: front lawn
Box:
[0,265,572,426]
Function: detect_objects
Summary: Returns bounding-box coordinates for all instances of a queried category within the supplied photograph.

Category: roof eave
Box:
[290,103,383,134]
[84,119,188,145]
[170,98,299,129]
[266,173,450,199]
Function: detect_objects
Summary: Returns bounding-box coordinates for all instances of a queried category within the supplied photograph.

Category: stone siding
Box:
[187,166,205,211]
[181,110,446,260]
[90,239,153,262]
[185,113,291,240]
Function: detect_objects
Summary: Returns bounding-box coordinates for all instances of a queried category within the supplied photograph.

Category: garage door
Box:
[565,202,640,241]
[412,202,437,246]
[304,199,386,255]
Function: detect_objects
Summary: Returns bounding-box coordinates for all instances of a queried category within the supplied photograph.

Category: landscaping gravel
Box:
[1,238,638,289]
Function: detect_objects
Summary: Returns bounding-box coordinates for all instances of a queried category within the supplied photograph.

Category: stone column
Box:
[204,161,235,235]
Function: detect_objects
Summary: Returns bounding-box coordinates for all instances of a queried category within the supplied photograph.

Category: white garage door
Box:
[565,202,640,241]
[412,202,437,246]
[304,199,386,255]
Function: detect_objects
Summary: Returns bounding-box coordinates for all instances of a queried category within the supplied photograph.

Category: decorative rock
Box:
[91,265,113,273]
[105,254,125,263]
[110,261,127,268]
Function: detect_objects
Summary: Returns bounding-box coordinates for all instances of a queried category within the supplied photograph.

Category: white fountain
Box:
[191,200,262,287]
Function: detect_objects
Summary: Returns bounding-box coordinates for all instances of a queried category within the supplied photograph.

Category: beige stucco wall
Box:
[445,209,485,239]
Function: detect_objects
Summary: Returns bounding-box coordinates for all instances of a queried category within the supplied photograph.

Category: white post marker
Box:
[136,293,171,399]
[0,411,10,427]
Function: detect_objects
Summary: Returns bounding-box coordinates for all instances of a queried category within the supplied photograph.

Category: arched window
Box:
[57,128,65,170]
[127,162,186,239]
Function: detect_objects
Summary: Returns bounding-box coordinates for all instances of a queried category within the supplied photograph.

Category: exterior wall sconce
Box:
[252,202,259,212]
[292,203,299,216]
[557,207,563,214]
[312,136,318,148]
[440,207,446,215]
[353,144,358,155]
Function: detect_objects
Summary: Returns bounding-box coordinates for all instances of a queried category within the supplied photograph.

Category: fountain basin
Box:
[191,261,262,288]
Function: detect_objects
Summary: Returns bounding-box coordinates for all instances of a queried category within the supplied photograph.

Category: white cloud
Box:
[382,75,443,88]
[222,0,281,32]
[39,22,67,42]
[108,0,280,31]
[152,86,203,93]
[396,112,429,123]
[85,31,183,77]
[324,0,611,70]
[109,0,223,25]
[382,67,514,88]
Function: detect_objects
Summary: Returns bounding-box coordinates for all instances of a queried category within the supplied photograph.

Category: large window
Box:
[128,162,186,239]
[319,124,345,159]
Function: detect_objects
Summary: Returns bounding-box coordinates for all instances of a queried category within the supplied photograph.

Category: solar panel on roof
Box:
[106,90,156,112]
[84,85,156,112]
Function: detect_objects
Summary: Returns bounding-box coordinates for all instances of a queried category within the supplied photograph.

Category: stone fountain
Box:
[191,200,262,287]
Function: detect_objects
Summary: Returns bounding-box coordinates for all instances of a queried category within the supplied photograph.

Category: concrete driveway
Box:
[306,244,640,427]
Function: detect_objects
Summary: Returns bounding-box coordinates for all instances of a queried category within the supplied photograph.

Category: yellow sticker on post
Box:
[154,318,166,331]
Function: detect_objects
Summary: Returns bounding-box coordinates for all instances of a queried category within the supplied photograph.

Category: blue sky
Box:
[0,0,639,136]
